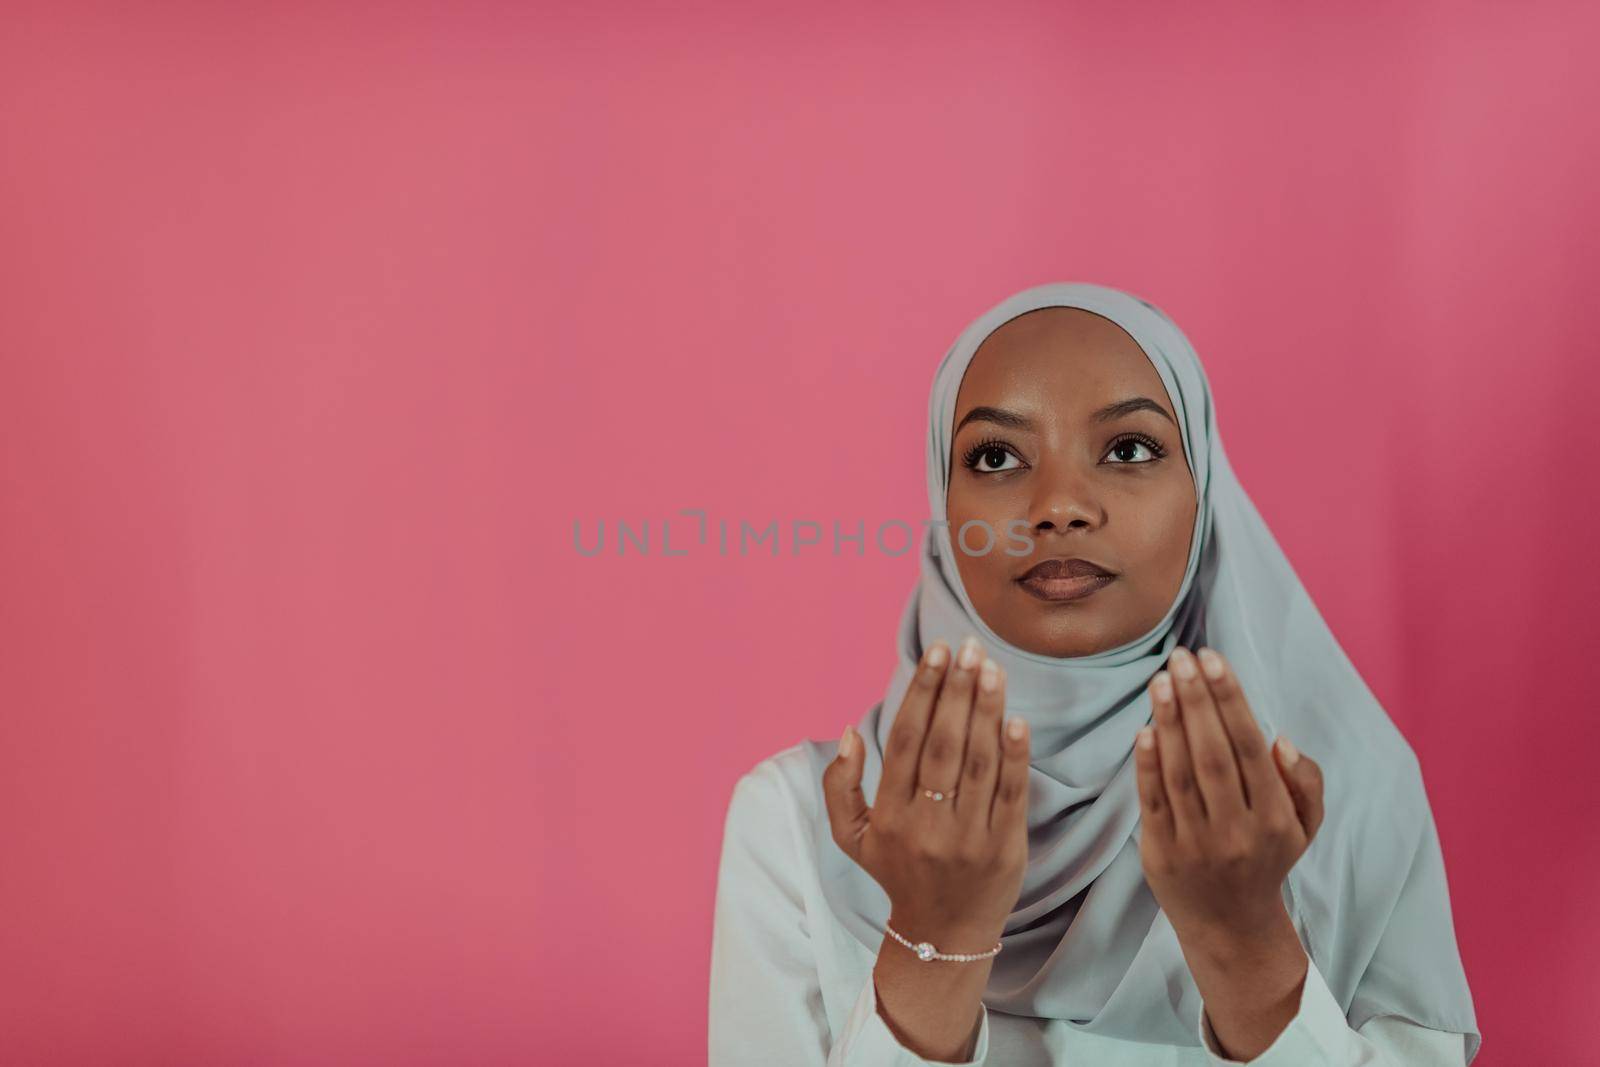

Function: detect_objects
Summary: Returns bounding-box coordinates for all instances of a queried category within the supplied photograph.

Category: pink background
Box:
[2,2,1595,1063]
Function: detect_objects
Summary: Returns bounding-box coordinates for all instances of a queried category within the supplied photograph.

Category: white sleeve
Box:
[838,973,991,1065]
[709,764,992,1066]
[1197,953,1467,1066]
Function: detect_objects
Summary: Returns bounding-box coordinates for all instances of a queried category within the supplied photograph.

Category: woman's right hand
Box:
[821,635,1031,950]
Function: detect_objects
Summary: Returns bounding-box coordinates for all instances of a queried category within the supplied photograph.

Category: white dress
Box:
[709,743,1470,1066]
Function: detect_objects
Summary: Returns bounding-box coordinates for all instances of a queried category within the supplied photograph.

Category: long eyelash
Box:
[1107,432,1168,461]
[960,436,1019,470]
[961,434,1166,470]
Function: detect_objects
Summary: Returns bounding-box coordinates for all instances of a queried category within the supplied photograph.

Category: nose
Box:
[1029,459,1105,533]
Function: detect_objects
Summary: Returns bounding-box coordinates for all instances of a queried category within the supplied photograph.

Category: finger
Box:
[919,635,982,797]
[990,714,1030,833]
[1134,725,1175,844]
[881,641,951,805]
[1150,669,1204,834]
[956,656,1005,831]
[821,725,869,861]
[1195,647,1291,820]
[1167,646,1247,823]
[1274,738,1325,843]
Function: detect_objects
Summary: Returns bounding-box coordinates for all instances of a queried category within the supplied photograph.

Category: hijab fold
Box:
[799,282,1481,1061]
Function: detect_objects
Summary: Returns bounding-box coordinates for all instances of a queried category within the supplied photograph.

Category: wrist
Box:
[885,910,1003,955]
[1184,902,1302,972]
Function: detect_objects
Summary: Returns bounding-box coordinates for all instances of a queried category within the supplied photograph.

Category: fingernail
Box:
[1278,736,1300,765]
[839,725,855,759]
[1151,671,1173,701]
[1169,647,1197,680]
[957,635,981,670]
[1137,726,1154,750]
[979,658,999,692]
[1007,717,1026,741]
[1197,647,1224,680]
[926,643,948,668]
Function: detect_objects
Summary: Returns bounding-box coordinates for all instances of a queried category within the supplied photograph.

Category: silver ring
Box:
[921,787,957,802]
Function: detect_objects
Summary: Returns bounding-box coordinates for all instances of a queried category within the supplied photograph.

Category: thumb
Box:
[1273,736,1325,844]
[821,725,870,861]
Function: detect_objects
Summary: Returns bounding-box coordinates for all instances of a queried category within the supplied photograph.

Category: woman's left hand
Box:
[1134,645,1325,953]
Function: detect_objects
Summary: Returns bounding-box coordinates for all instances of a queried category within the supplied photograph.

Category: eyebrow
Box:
[954,396,1177,434]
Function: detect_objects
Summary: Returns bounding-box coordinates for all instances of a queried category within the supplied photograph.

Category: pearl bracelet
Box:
[885,921,1003,963]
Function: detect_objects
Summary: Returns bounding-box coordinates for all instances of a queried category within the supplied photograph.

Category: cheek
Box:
[945,488,1019,590]
[945,484,1013,546]
[1123,485,1197,579]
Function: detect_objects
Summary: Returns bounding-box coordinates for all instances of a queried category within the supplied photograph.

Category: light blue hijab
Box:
[800,282,1481,1060]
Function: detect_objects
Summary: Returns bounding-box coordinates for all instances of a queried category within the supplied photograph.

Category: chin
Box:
[993,609,1106,659]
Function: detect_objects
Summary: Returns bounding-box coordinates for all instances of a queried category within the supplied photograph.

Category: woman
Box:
[709,283,1480,1065]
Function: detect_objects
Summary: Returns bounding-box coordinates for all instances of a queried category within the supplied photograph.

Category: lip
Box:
[1015,557,1117,603]
[1017,572,1116,602]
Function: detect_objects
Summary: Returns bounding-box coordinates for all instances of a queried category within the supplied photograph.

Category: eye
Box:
[1103,432,1167,465]
[960,438,1025,474]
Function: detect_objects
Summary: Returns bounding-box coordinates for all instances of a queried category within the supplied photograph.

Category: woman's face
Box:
[945,307,1198,658]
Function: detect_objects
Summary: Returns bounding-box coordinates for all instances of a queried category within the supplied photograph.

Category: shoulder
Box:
[1269,607,1430,837]
[721,742,824,841]
[1328,712,1430,844]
